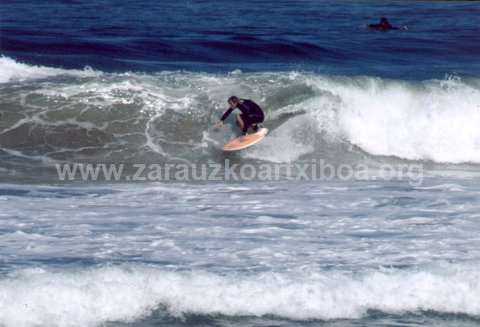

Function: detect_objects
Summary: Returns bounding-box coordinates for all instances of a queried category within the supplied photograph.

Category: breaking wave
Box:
[1,265,480,327]
[0,56,100,83]
[1,56,479,175]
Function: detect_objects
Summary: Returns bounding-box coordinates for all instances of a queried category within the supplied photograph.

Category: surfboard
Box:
[223,128,268,151]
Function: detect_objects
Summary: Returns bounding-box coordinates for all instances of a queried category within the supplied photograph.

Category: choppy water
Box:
[2,180,480,326]
[1,0,480,326]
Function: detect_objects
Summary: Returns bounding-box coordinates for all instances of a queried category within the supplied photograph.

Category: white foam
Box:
[244,115,315,163]
[307,75,480,163]
[1,265,480,326]
[0,56,100,83]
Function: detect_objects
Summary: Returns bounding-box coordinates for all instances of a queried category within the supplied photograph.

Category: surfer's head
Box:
[228,96,240,108]
[379,17,392,28]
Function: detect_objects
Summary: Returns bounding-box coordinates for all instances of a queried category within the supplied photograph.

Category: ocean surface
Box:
[1,0,480,326]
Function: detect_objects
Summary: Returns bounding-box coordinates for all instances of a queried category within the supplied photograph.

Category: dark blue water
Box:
[1,0,480,78]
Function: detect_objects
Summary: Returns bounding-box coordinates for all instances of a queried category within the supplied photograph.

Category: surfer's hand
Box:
[214,121,224,129]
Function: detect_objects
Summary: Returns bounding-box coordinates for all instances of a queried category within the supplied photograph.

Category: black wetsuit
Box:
[368,19,399,31]
[220,99,265,134]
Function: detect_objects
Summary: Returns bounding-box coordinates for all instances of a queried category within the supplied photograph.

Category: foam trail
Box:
[1,265,480,327]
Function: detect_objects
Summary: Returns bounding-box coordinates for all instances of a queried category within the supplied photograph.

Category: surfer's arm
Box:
[214,108,234,128]
[220,108,234,121]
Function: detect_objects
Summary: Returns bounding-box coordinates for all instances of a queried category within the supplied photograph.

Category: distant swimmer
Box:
[368,17,399,31]
[215,96,265,135]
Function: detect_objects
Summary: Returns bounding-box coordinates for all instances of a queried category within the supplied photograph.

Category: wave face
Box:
[0,57,480,177]
[1,265,480,327]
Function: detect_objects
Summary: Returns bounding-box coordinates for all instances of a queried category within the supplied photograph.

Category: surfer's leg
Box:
[240,114,252,135]
[249,114,264,132]
[236,114,245,131]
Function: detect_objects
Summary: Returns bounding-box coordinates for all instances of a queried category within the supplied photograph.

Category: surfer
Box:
[368,17,399,31]
[215,96,265,135]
